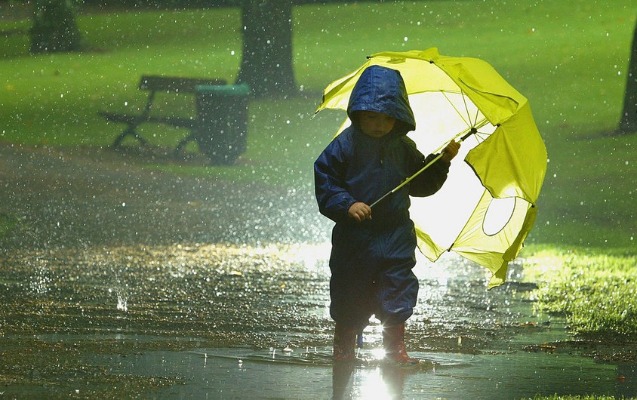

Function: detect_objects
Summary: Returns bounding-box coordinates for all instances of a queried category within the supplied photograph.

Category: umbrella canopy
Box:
[316,48,547,288]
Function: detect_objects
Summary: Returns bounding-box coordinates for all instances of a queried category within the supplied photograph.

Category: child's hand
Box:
[441,141,461,163]
[348,202,372,222]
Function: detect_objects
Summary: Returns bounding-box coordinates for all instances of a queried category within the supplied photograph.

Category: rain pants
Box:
[314,65,450,328]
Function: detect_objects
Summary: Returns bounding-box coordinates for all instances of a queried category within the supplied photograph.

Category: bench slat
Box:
[146,116,196,128]
[139,75,227,93]
[100,111,196,129]
[98,111,140,124]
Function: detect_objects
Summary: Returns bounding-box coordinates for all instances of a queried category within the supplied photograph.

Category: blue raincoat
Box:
[314,65,450,328]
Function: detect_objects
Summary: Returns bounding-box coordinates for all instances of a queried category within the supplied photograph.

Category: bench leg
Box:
[111,125,148,148]
[174,132,196,157]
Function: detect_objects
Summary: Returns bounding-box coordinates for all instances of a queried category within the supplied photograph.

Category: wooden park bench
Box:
[99,75,227,150]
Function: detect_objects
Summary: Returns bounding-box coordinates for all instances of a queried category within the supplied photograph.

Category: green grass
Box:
[524,247,637,338]
[1,0,637,340]
[527,396,632,400]
[0,8,243,147]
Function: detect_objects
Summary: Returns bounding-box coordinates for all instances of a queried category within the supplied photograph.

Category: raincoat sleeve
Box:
[314,138,357,223]
[405,139,450,197]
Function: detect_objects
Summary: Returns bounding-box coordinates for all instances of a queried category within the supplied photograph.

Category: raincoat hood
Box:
[347,65,416,133]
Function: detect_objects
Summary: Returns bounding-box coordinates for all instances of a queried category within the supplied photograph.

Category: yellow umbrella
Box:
[316,48,547,288]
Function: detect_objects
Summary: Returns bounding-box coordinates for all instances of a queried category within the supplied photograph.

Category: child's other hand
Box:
[441,141,461,163]
[348,202,372,222]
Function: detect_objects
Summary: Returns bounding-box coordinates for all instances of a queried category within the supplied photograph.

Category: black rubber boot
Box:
[333,323,357,362]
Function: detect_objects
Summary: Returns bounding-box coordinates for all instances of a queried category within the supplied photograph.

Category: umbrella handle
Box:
[369,128,477,209]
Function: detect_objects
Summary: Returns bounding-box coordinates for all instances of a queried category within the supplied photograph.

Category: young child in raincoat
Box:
[314,65,460,364]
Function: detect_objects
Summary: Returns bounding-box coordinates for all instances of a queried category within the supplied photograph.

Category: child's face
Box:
[358,111,396,138]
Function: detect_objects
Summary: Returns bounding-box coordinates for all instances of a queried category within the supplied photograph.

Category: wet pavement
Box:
[3,242,636,399]
[1,144,636,399]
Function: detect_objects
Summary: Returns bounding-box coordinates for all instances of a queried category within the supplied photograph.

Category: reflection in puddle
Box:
[101,346,635,399]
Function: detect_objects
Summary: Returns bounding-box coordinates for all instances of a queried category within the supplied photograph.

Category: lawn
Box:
[1,0,636,343]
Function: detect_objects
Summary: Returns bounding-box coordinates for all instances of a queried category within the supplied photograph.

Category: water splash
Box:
[116,290,128,312]
[109,287,128,312]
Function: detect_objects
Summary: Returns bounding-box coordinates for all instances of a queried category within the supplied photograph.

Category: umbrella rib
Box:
[475,131,490,143]
[460,90,477,128]
[465,119,493,144]
[441,90,473,130]
[471,106,482,130]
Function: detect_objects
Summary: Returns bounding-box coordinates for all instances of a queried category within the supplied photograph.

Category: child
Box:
[314,65,460,364]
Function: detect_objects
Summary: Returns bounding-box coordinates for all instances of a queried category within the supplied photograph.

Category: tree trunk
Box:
[618,17,637,134]
[30,0,82,54]
[236,1,297,98]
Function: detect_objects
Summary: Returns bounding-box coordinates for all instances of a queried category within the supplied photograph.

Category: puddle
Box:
[100,346,636,399]
[1,243,636,398]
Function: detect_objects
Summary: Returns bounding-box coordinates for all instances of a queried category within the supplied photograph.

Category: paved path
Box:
[0,144,327,251]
